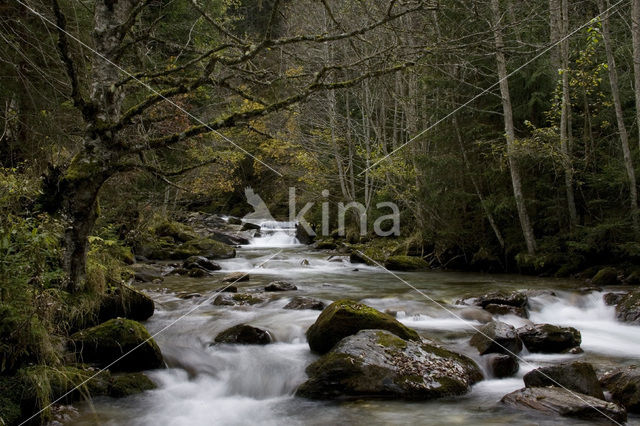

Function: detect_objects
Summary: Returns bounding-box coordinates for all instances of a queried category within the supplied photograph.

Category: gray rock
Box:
[240,222,261,231]
[207,229,250,245]
[214,324,272,345]
[501,387,626,423]
[517,324,581,353]
[469,321,523,355]
[523,362,604,399]
[284,296,325,310]
[133,265,164,283]
[184,256,222,272]
[485,354,519,378]
[483,303,529,318]
[220,272,250,283]
[604,292,625,306]
[458,307,493,323]
[615,290,640,324]
[265,281,297,291]
[296,330,482,400]
[600,366,640,413]
[212,293,265,306]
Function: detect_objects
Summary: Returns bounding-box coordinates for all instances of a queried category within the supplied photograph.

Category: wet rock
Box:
[97,284,155,324]
[69,318,163,372]
[625,271,640,285]
[305,300,420,354]
[133,265,164,283]
[297,330,482,400]
[183,256,221,271]
[501,387,626,423]
[207,229,250,246]
[469,321,522,355]
[474,290,528,309]
[384,256,429,271]
[188,268,208,278]
[600,366,640,413]
[212,293,265,306]
[214,324,272,345]
[349,252,368,264]
[109,373,156,397]
[604,292,625,306]
[523,362,604,399]
[458,307,493,323]
[315,239,338,250]
[220,272,249,283]
[284,297,326,311]
[615,290,640,324]
[591,267,619,286]
[176,292,202,299]
[227,217,242,225]
[485,354,519,378]
[296,223,315,245]
[215,285,238,293]
[265,281,297,291]
[240,222,261,231]
[154,220,197,243]
[181,238,236,259]
[517,324,581,353]
[483,303,529,318]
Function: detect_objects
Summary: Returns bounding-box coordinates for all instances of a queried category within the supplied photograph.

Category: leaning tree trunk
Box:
[598,0,640,234]
[59,0,135,292]
[490,0,537,255]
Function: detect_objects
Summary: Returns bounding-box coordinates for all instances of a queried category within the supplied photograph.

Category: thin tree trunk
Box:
[491,0,537,255]
[598,0,640,233]
[633,0,640,149]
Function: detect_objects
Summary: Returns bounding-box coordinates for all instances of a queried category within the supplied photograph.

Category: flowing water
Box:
[72,222,640,425]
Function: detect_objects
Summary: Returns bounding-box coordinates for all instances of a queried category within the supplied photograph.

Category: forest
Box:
[2,0,640,425]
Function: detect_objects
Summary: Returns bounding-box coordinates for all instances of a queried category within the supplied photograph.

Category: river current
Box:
[72,222,640,425]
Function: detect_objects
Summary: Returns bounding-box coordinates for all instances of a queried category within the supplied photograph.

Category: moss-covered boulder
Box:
[109,372,156,397]
[70,318,163,372]
[153,220,197,243]
[182,238,236,259]
[98,284,155,324]
[297,330,482,400]
[383,255,429,271]
[616,290,640,324]
[212,293,265,306]
[591,267,619,286]
[305,300,419,354]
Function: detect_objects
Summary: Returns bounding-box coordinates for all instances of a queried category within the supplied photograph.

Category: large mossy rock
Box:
[383,255,429,271]
[109,372,156,397]
[305,300,420,354]
[153,220,197,243]
[523,362,604,399]
[469,321,522,355]
[98,284,155,324]
[181,238,236,259]
[591,267,619,286]
[616,290,640,324]
[501,387,626,423]
[517,324,581,353]
[214,324,272,345]
[600,366,640,413]
[70,318,163,372]
[297,330,482,400]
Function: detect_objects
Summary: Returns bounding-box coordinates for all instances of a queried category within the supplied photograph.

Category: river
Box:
[72,222,640,425]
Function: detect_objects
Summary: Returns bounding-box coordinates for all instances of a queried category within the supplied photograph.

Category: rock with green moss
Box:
[616,290,640,324]
[109,372,156,397]
[315,239,338,250]
[98,284,155,323]
[212,293,265,306]
[153,220,198,243]
[591,267,619,286]
[181,238,236,259]
[305,300,420,354]
[70,318,163,372]
[296,329,482,400]
[384,255,429,271]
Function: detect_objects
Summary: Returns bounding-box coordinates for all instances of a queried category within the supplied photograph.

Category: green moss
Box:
[64,153,103,182]
[306,299,420,353]
[0,375,23,425]
[315,239,338,250]
[592,267,619,286]
[232,294,263,305]
[181,238,235,259]
[153,221,197,243]
[109,373,156,397]
[384,256,429,271]
[375,330,408,350]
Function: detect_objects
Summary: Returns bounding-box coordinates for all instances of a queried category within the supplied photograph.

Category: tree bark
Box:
[633,0,640,150]
[598,0,640,234]
[490,0,537,255]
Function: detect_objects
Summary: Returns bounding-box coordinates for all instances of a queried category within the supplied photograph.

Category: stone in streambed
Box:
[305,300,420,354]
[284,296,325,311]
[458,307,493,323]
[523,362,604,399]
[212,293,265,306]
[469,321,522,355]
[485,354,519,378]
[615,290,640,324]
[591,267,619,286]
[265,281,297,291]
[501,387,626,423]
[296,330,482,400]
[604,292,625,306]
[220,272,249,283]
[97,284,155,324]
[600,366,640,413]
[109,373,156,397]
[214,324,272,345]
[69,318,163,372]
[383,256,429,271]
[240,222,261,231]
[483,303,528,318]
[516,324,581,353]
[183,256,221,271]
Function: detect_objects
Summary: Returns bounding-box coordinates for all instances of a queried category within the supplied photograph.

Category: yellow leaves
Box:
[285,66,304,77]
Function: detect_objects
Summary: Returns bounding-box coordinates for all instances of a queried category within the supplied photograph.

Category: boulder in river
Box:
[295,223,315,245]
[458,307,494,323]
[283,296,325,311]
[483,303,528,318]
[523,362,604,399]
[305,300,420,354]
[383,255,429,271]
[501,387,626,423]
[600,366,640,413]
[69,318,163,372]
[517,324,581,353]
[458,290,529,318]
[181,237,236,259]
[207,229,250,246]
[212,293,265,306]
[214,324,272,345]
[296,330,482,400]
[240,222,261,231]
[220,272,250,283]
[485,354,519,378]
[604,292,625,306]
[265,281,297,291]
[133,265,164,283]
[183,256,221,272]
[615,290,640,324]
[349,252,368,264]
[591,267,619,286]
[97,284,155,324]
[469,321,522,355]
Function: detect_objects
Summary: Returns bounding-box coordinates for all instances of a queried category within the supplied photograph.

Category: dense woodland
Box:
[2,0,640,424]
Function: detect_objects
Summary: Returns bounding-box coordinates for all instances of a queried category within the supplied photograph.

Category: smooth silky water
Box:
[72,223,640,425]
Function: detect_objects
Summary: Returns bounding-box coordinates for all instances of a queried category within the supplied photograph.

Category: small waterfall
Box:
[247,220,300,247]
